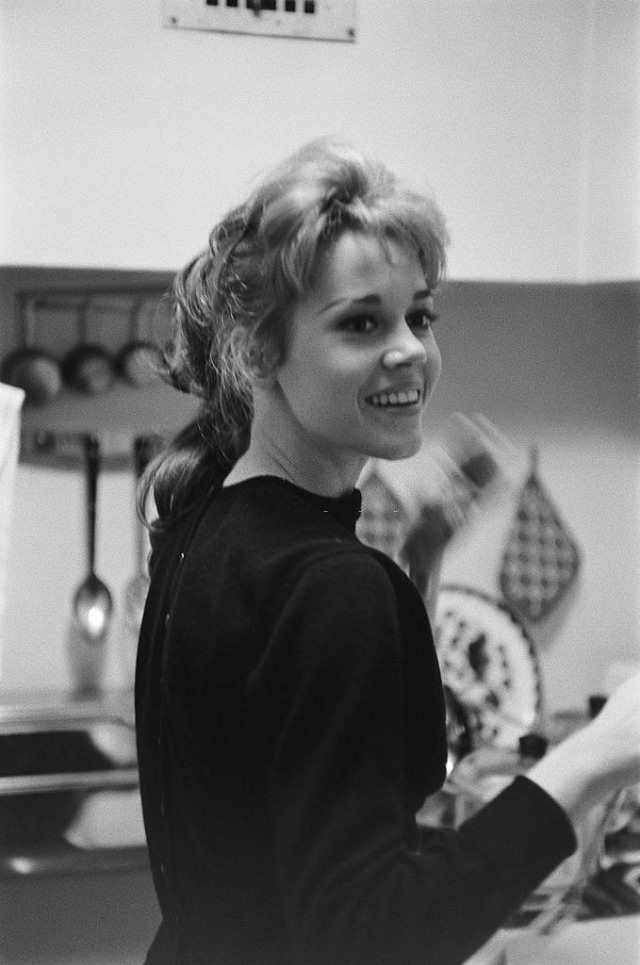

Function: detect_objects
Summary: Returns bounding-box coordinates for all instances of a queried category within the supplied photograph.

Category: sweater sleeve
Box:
[250,552,576,965]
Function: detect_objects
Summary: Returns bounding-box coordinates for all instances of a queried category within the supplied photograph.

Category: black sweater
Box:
[135,476,575,965]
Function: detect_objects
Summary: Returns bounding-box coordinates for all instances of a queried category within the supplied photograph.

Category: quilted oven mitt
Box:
[499,447,581,622]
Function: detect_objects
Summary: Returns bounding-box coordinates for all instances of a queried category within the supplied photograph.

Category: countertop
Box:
[465,915,640,964]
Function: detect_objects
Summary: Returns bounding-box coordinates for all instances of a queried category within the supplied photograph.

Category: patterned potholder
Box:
[499,447,581,622]
[357,468,408,562]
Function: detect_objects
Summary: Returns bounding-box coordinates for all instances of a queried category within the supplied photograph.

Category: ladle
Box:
[72,434,113,643]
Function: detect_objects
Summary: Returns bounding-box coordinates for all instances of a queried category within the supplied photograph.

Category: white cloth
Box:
[0,382,25,676]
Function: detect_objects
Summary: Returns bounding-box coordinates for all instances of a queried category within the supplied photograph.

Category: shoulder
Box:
[277,543,401,618]
[252,546,407,700]
[193,478,425,626]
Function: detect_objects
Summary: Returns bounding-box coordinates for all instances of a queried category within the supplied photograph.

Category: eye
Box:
[408,308,440,332]
[341,314,377,334]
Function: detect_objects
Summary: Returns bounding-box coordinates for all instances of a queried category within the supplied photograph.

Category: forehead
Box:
[310,232,426,298]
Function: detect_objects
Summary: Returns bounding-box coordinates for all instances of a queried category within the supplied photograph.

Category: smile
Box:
[366,388,421,408]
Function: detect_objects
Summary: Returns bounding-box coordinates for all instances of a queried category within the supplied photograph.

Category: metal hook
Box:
[19,296,38,346]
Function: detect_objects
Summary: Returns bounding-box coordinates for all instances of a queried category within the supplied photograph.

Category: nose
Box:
[382,326,429,369]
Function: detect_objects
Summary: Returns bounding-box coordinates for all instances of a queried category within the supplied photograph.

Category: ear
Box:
[245,342,281,389]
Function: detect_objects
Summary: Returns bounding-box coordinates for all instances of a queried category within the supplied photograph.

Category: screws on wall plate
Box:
[163,0,358,42]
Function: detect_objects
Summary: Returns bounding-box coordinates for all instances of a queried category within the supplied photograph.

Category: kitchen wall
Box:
[1,0,638,280]
[1,0,638,713]
[1,277,637,716]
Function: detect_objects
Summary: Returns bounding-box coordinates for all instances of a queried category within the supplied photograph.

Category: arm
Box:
[401,504,450,621]
[253,551,575,965]
[400,413,507,619]
[527,673,640,825]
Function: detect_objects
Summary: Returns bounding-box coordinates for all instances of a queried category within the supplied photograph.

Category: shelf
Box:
[1,266,201,469]
[19,380,199,470]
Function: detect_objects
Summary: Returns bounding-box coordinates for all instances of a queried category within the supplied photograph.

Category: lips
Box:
[365,387,421,408]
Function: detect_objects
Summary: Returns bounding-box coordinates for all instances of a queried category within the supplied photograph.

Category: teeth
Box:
[369,389,420,407]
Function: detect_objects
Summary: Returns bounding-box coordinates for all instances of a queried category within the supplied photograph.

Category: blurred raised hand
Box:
[399,413,514,615]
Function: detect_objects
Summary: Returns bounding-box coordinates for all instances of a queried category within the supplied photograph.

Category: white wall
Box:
[1,0,638,280]
[0,2,638,710]
[435,430,640,713]
[366,281,640,713]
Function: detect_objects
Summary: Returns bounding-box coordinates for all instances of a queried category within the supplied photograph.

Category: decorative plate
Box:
[434,585,543,748]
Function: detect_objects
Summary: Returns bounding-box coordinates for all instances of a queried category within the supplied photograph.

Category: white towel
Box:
[0,382,25,677]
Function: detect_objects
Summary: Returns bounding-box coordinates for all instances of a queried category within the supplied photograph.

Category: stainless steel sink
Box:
[0,696,147,874]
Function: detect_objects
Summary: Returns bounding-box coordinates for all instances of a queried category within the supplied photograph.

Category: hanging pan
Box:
[1,296,63,406]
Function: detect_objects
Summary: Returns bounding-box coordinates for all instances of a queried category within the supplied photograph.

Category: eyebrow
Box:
[320,289,432,314]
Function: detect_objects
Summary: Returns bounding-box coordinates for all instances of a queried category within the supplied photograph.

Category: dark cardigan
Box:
[135,476,575,965]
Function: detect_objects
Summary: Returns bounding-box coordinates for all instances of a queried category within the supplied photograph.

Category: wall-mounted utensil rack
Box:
[5,286,174,400]
[1,276,200,470]
[0,267,201,470]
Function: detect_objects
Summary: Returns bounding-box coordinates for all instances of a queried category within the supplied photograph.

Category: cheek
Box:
[425,342,442,396]
[430,337,443,376]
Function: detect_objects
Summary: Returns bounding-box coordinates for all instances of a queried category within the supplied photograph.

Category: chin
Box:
[370,435,424,462]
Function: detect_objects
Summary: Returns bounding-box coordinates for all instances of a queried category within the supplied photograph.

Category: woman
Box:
[136,139,639,965]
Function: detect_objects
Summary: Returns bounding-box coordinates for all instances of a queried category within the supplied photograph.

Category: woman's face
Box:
[271,231,442,473]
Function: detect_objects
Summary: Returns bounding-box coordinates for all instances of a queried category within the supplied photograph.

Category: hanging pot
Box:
[61,299,115,395]
[1,296,63,406]
[115,298,163,388]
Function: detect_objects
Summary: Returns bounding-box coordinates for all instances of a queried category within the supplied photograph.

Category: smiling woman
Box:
[237,232,443,489]
[142,138,448,516]
[134,139,640,965]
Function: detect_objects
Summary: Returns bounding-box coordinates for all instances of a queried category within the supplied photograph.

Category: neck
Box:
[224,402,366,498]
[224,440,365,498]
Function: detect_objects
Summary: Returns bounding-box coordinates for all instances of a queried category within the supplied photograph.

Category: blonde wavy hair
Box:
[142,138,449,530]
